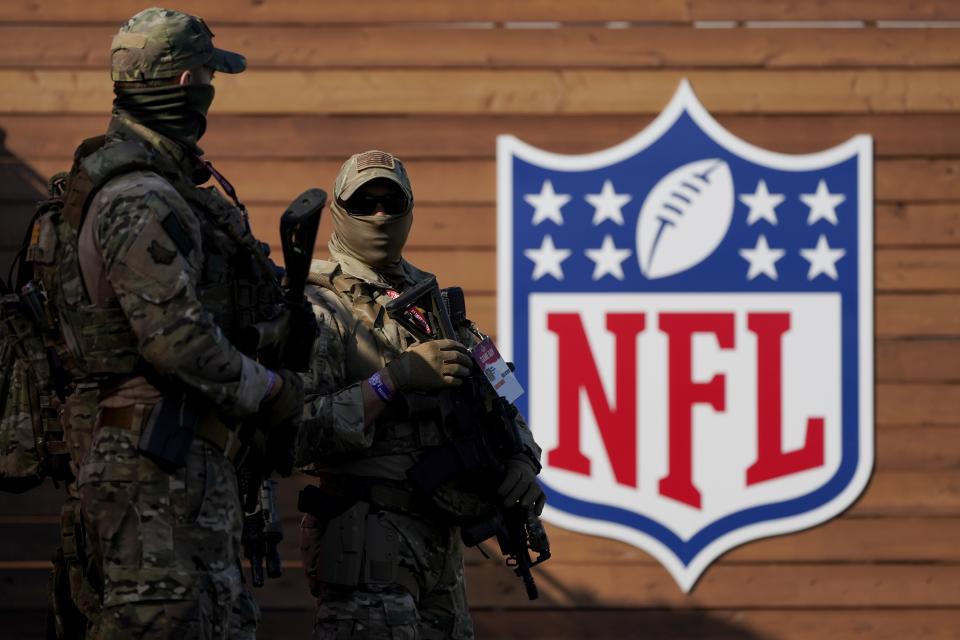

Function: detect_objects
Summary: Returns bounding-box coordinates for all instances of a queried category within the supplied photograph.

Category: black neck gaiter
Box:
[112,83,215,153]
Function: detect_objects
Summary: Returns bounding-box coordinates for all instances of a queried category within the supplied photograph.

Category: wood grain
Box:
[1,561,959,610]
[0,0,692,24]
[4,114,960,160]
[8,157,960,206]
[6,69,960,115]
[241,203,960,251]
[0,3,956,632]
[5,26,960,69]
[4,607,960,640]
[690,0,960,21]
[2,0,959,24]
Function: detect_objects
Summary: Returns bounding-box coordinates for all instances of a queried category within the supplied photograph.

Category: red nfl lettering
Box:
[746,313,825,485]
[546,310,828,510]
[659,313,735,509]
[546,313,646,488]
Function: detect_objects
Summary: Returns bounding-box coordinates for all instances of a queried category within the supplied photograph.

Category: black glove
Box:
[498,454,546,515]
[260,369,304,431]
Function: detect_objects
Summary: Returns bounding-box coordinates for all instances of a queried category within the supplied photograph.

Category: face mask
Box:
[113,82,215,150]
[329,201,413,268]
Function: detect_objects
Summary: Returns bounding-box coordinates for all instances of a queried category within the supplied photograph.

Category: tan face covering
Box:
[329,200,413,270]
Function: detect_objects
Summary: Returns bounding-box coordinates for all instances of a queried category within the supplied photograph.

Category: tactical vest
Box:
[309,261,453,458]
[46,133,283,382]
[308,261,512,522]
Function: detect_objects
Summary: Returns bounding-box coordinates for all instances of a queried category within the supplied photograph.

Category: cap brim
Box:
[339,170,412,202]
[208,47,246,74]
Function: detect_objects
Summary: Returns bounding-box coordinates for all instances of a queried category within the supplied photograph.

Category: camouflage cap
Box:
[334,150,413,202]
[110,7,246,82]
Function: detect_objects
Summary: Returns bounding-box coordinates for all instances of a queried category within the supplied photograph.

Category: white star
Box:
[738,234,786,281]
[800,234,846,281]
[800,179,845,225]
[584,235,632,281]
[739,179,785,225]
[585,180,632,226]
[524,180,570,226]
[524,235,572,281]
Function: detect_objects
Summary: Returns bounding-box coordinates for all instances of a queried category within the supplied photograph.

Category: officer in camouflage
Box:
[295,151,545,639]
[49,7,303,639]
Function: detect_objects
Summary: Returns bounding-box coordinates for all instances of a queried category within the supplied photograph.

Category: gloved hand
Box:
[260,368,305,430]
[498,454,546,515]
[386,339,472,392]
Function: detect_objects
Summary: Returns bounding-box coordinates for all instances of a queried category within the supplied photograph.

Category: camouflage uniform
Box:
[53,8,277,639]
[295,152,541,639]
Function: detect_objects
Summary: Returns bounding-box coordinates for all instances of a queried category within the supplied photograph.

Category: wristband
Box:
[368,371,394,403]
[263,369,277,401]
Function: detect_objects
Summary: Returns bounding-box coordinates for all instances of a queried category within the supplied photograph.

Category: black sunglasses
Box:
[339,192,410,216]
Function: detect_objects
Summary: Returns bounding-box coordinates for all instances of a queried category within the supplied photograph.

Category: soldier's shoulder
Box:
[306,264,354,330]
[306,280,349,316]
[95,169,182,206]
[307,258,338,284]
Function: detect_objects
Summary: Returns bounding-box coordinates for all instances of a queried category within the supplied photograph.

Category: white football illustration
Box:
[635,158,734,279]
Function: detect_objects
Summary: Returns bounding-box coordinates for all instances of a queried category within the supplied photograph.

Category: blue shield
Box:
[497,80,874,591]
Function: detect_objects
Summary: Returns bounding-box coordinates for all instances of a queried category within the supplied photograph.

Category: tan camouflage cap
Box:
[110,7,246,82]
[334,150,413,202]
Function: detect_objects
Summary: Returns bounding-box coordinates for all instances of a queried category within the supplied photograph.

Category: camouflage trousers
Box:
[47,383,101,639]
[47,493,102,640]
[300,502,474,639]
[77,403,258,639]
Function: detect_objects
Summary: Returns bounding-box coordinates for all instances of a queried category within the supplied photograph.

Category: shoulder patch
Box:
[160,212,194,257]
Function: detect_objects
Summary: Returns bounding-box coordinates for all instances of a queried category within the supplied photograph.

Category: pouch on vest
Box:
[0,320,45,493]
[0,289,71,492]
[310,500,369,588]
[138,392,198,471]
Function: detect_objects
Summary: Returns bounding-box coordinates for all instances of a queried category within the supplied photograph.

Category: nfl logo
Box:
[497,80,874,591]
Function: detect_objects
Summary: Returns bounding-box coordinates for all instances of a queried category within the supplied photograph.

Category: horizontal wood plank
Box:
[3,464,957,521]
[876,340,960,382]
[4,561,957,609]
[877,294,960,338]
[876,249,960,291]
[471,609,960,640]
[240,203,960,253]
[0,0,691,24]
[3,606,960,640]
[7,158,960,206]
[4,114,960,160]
[2,0,959,24]
[6,70,960,115]
[5,26,960,70]
[876,384,960,427]
[690,0,960,22]
[1,513,955,565]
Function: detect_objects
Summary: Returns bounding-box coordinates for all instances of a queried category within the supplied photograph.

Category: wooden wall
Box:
[1,2,958,638]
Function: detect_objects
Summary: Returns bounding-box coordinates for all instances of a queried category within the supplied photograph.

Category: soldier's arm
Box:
[294,288,375,467]
[458,320,542,463]
[92,172,273,416]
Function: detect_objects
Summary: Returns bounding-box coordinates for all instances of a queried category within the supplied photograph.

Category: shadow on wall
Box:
[472,608,772,639]
[0,128,51,284]
[467,555,770,640]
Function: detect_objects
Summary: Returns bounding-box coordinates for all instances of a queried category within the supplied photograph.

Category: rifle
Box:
[239,188,325,587]
[384,277,551,600]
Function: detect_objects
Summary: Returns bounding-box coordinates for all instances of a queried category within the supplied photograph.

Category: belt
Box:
[99,404,243,463]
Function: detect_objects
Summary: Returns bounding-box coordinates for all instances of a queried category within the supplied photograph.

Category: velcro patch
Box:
[160,213,194,258]
[357,151,395,171]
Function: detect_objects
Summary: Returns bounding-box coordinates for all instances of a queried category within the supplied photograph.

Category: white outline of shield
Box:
[496,79,874,592]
